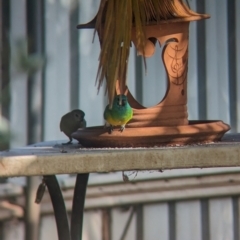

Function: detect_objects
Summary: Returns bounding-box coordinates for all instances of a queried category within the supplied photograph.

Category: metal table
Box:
[0,133,240,240]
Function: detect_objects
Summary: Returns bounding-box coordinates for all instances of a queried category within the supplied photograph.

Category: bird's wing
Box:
[103,105,110,121]
[81,119,87,128]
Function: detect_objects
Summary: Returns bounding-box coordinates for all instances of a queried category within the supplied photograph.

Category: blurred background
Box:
[0,0,240,239]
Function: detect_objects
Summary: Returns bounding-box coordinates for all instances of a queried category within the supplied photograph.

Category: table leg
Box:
[44,175,71,240]
[71,173,89,240]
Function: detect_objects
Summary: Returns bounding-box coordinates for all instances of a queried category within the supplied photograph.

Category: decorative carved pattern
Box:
[163,41,188,86]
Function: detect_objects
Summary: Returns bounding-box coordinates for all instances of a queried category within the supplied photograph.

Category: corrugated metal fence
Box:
[2,169,240,240]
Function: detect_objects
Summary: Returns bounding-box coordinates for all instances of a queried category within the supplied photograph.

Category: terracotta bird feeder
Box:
[72,1,230,148]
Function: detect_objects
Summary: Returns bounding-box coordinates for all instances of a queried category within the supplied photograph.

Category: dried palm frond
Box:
[95,0,200,108]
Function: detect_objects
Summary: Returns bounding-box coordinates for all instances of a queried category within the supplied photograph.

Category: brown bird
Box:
[60,109,86,144]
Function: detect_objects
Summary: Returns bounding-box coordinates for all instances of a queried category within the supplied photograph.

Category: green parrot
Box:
[60,109,86,144]
[104,94,133,133]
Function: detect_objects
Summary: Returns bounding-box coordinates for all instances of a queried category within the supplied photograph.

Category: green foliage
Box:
[0,84,10,151]
[12,39,46,76]
[0,131,10,150]
[0,117,10,150]
[0,37,46,150]
[0,85,10,106]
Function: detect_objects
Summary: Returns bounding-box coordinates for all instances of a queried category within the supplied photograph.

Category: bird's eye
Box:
[75,114,79,118]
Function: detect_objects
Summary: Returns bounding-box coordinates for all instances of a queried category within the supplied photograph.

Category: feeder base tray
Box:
[72,120,230,148]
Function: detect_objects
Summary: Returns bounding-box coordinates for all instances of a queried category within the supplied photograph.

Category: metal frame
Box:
[44,174,89,240]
